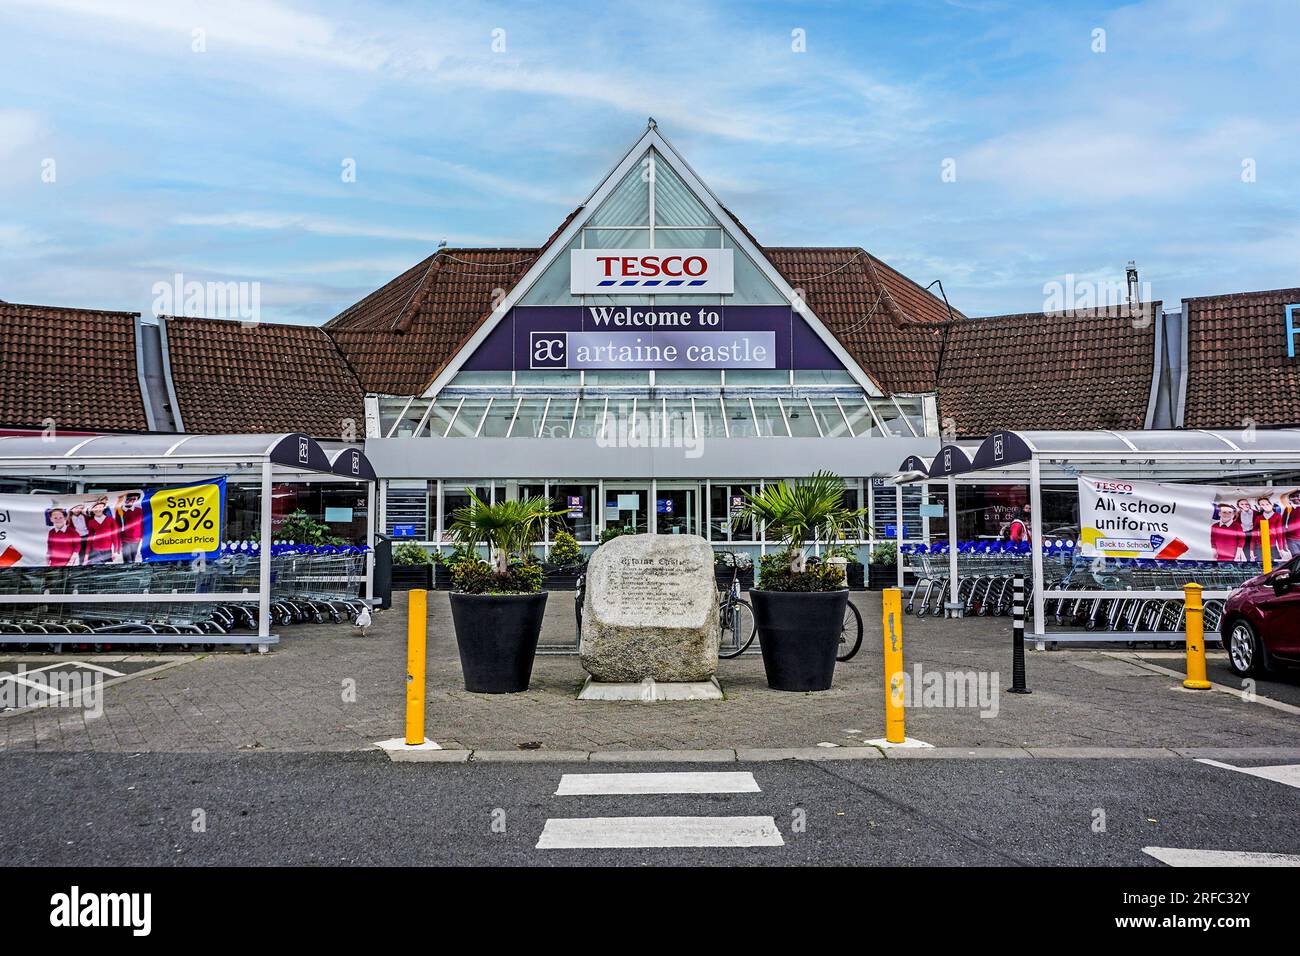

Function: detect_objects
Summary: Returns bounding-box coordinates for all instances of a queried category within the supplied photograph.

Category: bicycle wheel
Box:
[718,598,757,659]
[836,599,864,661]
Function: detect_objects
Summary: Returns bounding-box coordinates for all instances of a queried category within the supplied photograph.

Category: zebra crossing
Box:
[536,770,785,850]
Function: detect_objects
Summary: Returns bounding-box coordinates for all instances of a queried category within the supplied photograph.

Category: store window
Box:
[551,482,599,541]
[440,481,491,541]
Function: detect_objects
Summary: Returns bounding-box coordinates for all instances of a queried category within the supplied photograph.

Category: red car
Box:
[1221,557,1300,676]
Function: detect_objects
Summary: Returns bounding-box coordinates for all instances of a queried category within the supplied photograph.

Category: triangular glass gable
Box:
[519,148,783,306]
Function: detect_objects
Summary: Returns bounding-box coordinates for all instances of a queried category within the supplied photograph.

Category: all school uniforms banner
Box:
[0,478,225,568]
[1077,475,1300,563]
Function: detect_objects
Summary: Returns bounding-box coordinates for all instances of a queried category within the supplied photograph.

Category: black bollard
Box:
[1008,575,1031,694]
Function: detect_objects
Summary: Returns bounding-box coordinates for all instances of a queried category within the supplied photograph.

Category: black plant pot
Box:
[749,589,849,692]
[868,563,896,590]
[391,564,432,591]
[542,568,582,591]
[449,592,548,693]
[847,562,865,590]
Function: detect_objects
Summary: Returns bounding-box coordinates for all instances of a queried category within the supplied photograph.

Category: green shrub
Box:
[392,542,431,566]
[547,530,584,567]
[870,542,898,567]
[599,525,635,545]
[758,555,845,592]
[450,557,544,595]
[278,510,346,546]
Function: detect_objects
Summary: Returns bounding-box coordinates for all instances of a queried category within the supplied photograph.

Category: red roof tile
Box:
[0,302,149,432]
[1183,287,1300,429]
[326,248,544,395]
[937,304,1160,437]
[162,316,364,439]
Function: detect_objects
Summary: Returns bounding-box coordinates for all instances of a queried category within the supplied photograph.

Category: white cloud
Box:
[0,109,44,160]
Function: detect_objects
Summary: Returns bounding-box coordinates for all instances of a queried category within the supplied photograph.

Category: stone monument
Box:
[578,533,721,700]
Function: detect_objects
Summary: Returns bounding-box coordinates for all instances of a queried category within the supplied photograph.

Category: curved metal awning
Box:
[326,445,377,481]
[967,428,1300,473]
[0,432,336,475]
[927,443,974,478]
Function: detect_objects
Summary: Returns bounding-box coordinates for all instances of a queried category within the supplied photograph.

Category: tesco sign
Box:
[570,248,734,295]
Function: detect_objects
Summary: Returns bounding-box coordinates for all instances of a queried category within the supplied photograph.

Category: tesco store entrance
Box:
[364,123,939,565]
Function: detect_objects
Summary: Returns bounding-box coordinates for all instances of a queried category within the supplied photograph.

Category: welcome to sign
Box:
[459,305,847,374]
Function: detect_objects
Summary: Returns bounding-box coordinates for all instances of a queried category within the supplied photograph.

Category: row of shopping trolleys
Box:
[0,543,370,644]
[901,541,1069,618]
[900,542,1257,632]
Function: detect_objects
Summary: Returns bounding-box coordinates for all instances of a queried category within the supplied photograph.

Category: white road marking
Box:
[0,674,66,697]
[1143,847,1300,867]
[1196,758,1300,790]
[556,771,760,796]
[65,661,125,677]
[537,816,784,849]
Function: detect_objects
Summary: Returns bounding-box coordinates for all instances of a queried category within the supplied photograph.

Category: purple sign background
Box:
[461,305,845,372]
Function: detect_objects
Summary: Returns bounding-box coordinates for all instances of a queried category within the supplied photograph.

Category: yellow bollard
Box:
[1182,583,1210,690]
[405,589,428,744]
[1260,519,1273,575]
[881,588,905,743]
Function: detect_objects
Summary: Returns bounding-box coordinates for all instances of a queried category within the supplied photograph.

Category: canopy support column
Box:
[258,459,273,641]
[1029,457,1045,639]
[895,482,904,589]
[947,476,960,617]
[365,480,376,601]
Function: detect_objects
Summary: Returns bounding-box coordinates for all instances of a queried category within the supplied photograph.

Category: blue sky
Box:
[0,0,1296,322]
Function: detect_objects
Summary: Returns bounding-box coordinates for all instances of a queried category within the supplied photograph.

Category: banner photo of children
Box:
[0,479,225,568]
[1077,475,1300,563]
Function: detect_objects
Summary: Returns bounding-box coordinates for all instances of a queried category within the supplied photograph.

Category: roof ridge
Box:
[391,253,443,335]
[0,301,141,319]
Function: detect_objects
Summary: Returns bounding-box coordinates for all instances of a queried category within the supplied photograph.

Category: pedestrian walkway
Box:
[537,770,784,849]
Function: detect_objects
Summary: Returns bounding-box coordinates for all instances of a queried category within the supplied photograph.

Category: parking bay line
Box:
[537,816,784,849]
[1196,758,1300,790]
[556,771,760,796]
[1143,847,1300,867]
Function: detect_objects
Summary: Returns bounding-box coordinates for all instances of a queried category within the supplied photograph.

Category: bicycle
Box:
[716,550,757,659]
[803,553,864,662]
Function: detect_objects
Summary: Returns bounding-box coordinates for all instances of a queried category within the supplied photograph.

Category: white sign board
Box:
[570,249,734,295]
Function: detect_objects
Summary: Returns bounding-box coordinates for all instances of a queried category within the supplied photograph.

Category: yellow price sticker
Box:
[148,482,222,555]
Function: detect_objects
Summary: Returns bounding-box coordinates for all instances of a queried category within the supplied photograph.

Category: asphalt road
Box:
[2,752,1297,867]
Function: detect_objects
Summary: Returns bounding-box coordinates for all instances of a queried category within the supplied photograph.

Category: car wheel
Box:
[1226,619,1264,677]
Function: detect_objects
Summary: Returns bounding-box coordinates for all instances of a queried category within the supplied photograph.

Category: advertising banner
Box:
[1077,475,1300,563]
[0,478,225,568]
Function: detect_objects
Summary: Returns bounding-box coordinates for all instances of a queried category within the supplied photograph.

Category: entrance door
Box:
[656,483,699,537]
[604,484,649,535]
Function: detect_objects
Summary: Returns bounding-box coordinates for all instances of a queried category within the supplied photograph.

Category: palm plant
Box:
[734,472,865,573]
[449,491,566,573]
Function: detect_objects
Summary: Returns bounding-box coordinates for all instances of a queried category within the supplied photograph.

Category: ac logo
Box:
[298,437,310,463]
[530,333,568,369]
[993,434,1004,463]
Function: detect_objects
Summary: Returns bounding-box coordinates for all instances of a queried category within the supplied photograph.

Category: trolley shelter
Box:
[0,433,377,650]
[895,428,1300,641]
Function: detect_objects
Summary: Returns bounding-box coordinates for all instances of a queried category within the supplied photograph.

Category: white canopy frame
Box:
[941,428,1300,641]
[0,433,377,650]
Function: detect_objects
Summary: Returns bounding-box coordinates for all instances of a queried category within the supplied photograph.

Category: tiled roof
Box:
[1183,287,1300,428]
[0,301,149,432]
[326,241,961,396]
[162,316,365,439]
[937,304,1160,438]
[326,248,542,395]
[763,248,958,394]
